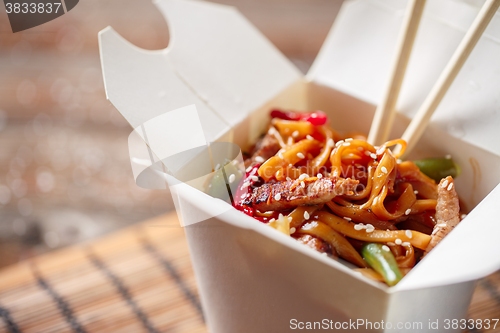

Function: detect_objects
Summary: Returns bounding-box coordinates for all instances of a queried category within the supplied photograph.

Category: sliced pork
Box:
[424,176,460,255]
[243,176,358,212]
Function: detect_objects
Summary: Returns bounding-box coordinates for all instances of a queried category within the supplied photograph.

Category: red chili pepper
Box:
[270,109,328,126]
[233,165,260,218]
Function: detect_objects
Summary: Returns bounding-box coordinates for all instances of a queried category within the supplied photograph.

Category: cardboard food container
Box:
[98,0,500,331]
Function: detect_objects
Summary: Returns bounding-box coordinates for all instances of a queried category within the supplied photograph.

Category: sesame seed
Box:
[343,217,352,221]
[343,142,351,147]
[300,181,306,188]
[395,239,402,245]
[286,177,292,181]
[432,228,439,235]
[292,131,299,138]
[336,140,344,147]
[461,214,467,219]
[381,166,388,174]
[377,147,385,155]
[255,156,264,163]
[441,179,449,188]
[402,242,411,247]
[287,137,293,145]
[299,173,308,180]
[297,152,305,159]
[405,230,413,239]
[317,173,323,178]
[397,159,403,163]
[246,166,253,172]
[241,182,250,189]
[366,228,374,233]
[382,245,390,252]
[304,211,310,220]
[437,223,447,228]
[289,164,293,167]
[447,183,454,191]
[274,193,281,201]
[251,175,259,181]
[241,194,247,199]
[365,151,371,156]
[327,138,334,147]
[354,224,363,230]
[215,163,221,171]
[414,190,419,194]
[306,135,314,141]
[357,147,364,151]
[370,153,377,159]
[229,174,236,183]
[345,138,353,142]
[405,209,411,215]
[290,227,296,234]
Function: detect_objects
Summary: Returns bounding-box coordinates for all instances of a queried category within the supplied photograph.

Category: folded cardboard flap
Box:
[397,183,500,290]
[309,0,500,156]
[155,0,302,127]
[128,129,165,189]
[98,27,229,143]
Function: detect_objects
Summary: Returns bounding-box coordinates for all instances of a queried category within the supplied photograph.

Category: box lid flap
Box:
[100,0,301,131]
[98,27,229,143]
[309,0,500,155]
[395,183,500,291]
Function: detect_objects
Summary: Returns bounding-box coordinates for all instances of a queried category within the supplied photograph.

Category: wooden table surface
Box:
[0,212,499,333]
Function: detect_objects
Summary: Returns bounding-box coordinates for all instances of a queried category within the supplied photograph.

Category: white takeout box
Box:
[99,0,500,331]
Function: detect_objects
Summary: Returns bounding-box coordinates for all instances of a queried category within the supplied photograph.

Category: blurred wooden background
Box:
[0,0,341,267]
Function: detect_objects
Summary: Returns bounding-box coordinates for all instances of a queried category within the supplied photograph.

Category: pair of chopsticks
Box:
[367,0,500,158]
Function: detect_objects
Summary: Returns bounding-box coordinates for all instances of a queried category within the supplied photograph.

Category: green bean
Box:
[207,162,243,200]
[413,157,461,182]
[361,243,403,286]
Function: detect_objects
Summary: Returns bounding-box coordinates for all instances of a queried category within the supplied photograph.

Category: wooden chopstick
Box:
[368,0,427,146]
[400,0,500,158]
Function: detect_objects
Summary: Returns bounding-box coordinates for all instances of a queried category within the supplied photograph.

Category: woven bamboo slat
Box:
[0,212,498,333]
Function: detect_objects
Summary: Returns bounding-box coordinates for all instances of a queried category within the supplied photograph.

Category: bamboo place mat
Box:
[0,213,498,333]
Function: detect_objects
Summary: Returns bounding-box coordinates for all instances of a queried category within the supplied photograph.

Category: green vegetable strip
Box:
[207,162,243,201]
[361,243,403,287]
[413,157,461,182]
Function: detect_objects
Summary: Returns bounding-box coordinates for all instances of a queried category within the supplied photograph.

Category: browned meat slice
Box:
[293,234,333,256]
[244,132,281,168]
[424,176,460,255]
[243,176,358,212]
